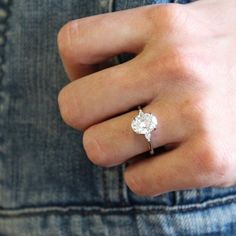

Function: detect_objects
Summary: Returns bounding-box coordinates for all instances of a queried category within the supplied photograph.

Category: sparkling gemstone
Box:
[131,110,158,141]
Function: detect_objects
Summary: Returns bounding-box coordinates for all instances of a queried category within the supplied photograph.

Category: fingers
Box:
[83,101,186,167]
[124,136,218,197]
[58,58,161,130]
[57,6,154,80]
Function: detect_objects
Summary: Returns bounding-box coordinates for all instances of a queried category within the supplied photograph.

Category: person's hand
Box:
[57,0,236,197]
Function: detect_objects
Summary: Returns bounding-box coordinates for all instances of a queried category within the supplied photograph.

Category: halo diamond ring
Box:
[131,106,158,155]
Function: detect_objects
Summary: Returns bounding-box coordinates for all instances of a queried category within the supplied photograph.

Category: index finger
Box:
[57,5,154,80]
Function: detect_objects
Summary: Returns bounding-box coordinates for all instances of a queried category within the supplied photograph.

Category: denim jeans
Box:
[0,0,236,235]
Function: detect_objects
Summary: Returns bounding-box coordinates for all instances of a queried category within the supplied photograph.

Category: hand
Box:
[57,0,236,197]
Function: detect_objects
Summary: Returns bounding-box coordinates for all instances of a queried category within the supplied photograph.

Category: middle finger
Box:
[58,57,163,130]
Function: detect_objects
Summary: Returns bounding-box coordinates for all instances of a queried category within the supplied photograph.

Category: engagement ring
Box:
[131,106,158,155]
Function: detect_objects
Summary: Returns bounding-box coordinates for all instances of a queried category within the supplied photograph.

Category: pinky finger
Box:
[124,136,224,197]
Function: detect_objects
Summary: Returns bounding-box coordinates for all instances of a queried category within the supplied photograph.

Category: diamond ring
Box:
[131,106,158,155]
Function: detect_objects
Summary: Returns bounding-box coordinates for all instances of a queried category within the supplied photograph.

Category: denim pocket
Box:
[1,0,236,235]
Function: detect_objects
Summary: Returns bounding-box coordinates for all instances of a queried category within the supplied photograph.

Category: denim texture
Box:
[0,0,236,235]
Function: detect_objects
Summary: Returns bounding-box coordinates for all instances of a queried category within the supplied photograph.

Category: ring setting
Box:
[131,106,158,155]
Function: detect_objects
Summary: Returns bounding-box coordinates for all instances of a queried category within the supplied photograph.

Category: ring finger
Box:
[83,100,187,167]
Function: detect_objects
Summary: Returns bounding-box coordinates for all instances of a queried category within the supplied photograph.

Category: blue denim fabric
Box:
[0,0,236,235]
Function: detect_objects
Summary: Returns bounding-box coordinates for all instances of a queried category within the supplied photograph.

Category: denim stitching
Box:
[118,165,123,203]
[120,163,130,205]
[102,167,108,203]
[0,194,235,217]
[108,0,115,12]
[0,0,13,157]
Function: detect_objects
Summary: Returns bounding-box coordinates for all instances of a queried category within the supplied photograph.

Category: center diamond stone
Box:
[131,109,158,142]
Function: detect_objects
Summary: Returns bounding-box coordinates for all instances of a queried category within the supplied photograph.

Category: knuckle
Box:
[148,3,186,33]
[58,86,87,130]
[83,129,109,167]
[57,20,81,61]
[158,3,184,16]
[163,48,196,81]
[57,21,71,53]
[192,137,229,181]
[198,147,220,174]
[168,50,191,77]
[147,5,200,82]
[207,150,230,182]
[179,97,205,131]
[58,87,75,127]
[124,171,149,197]
[148,47,198,86]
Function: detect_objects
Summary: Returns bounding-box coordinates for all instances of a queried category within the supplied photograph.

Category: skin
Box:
[57,0,236,197]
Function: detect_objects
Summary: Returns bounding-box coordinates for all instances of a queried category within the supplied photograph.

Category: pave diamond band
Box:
[131,106,158,155]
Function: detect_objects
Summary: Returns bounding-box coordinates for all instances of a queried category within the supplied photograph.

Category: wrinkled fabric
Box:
[0,0,236,235]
